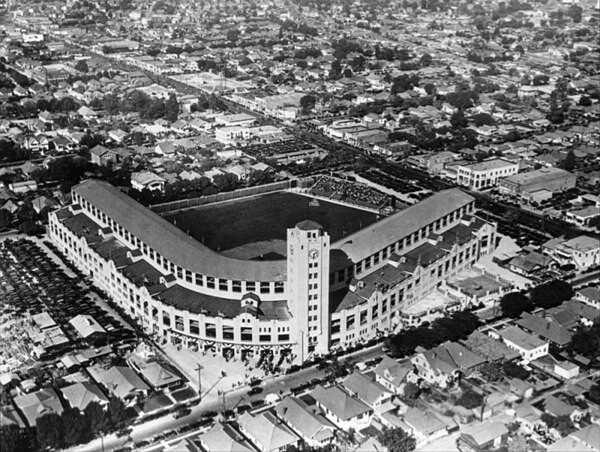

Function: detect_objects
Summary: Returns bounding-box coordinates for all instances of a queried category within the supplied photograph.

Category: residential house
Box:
[129,358,182,390]
[311,384,373,430]
[199,422,254,452]
[13,388,64,427]
[542,394,585,423]
[237,411,300,452]
[131,171,166,192]
[342,372,395,411]
[507,252,551,277]
[542,235,600,271]
[9,180,38,194]
[402,407,449,447]
[88,365,150,403]
[411,341,486,389]
[274,396,336,448]
[69,314,106,341]
[516,311,573,347]
[493,326,549,364]
[576,287,600,309]
[565,207,600,227]
[60,381,109,411]
[23,134,49,153]
[459,421,509,452]
[373,356,415,395]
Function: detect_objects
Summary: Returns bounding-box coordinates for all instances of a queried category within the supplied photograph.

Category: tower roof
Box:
[296,220,322,231]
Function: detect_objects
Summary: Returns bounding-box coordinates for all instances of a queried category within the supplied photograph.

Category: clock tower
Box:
[287,220,330,362]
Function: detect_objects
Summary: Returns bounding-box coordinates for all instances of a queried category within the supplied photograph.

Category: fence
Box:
[150,180,296,215]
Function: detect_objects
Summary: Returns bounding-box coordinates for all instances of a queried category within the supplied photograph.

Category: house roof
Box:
[499,325,547,350]
[342,372,393,407]
[60,381,108,411]
[460,421,508,446]
[238,411,298,451]
[374,356,412,387]
[516,312,573,346]
[543,395,578,417]
[403,408,447,436]
[69,314,106,339]
[132,360,181,389]
[200,423,253,452]
[571,424,600,452]
[311,385,372,421]
[89,365,149,399]
[13,388,64,427]
[275,396,335,443]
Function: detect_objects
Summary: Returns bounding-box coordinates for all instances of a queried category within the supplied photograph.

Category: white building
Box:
[493,326,549,364]
[456,159,519,190]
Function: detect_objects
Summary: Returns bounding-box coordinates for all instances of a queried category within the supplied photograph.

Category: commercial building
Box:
[497,167,576,202]
[456,158,519,190]
[49,179,497,363]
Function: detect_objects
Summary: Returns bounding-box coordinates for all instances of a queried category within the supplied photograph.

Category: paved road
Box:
[72,344,384,451]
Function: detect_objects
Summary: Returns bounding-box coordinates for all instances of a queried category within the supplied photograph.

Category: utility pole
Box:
[196,363,203,402]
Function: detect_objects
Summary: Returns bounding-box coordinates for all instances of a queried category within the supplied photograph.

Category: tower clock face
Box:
[309,249,319,259]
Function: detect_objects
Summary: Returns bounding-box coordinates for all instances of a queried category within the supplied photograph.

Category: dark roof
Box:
[333,188,473,262]
[155,283,290,320]
[73,179,286,282]
[296,220,322,231]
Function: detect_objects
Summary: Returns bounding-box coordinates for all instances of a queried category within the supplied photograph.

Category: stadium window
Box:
[260,282,270,294]
[259,334,271,343]
[246,281,256,292]
[372,305,378,319]
[219,279,228,291]
[206,276,215,289]
[185,271,192,283]
[373,254,380,265]
[176,268,183,279]
[390,293,396,307]
[162,313,171,327]
[364,258,371,270]
[356,261,363,273]
[278,334,290,341]
[195,273,203,286]
[205,323,216,338]
[241,327,252,342]
[274,282,284,293]
[232,280,242,293]
[346,315,355,331]
[382,301,387,314]
[360,310,367,325]
[190,320,199,335]
[175,315,184,331]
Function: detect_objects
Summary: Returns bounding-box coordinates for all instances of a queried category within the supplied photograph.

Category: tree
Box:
[579,95,592,107]
[472,112,496,127]
[376,426,416,452]
[300,94,317,113]
[36,412,64,450]
[568,323,600,361]
[164,93,179,122]
[107,397,128,429]
[0,425,31,452]
[84,401,107,435]
[450,109,468,128]
[62,408,88,446]
[500,292,533,318]
[563,150,576,171]
[456,390,484,409]
[479,362,502,382]
[403,382,420,399]
[502,361,530,380]
[74,60,89,73]
[541,413,575,437]
[530,280,573,309]
[588,383,600,404]
[0,208,12,229]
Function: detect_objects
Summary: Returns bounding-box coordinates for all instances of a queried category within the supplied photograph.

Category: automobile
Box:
[173,407,192,419]
[248,386,263,396]
[116,427,132,437]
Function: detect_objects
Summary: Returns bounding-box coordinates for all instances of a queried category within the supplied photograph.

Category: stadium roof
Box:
[333,188,474,262]
[73,179,286,281]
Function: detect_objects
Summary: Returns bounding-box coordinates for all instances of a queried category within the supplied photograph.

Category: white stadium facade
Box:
[49,179,497,363]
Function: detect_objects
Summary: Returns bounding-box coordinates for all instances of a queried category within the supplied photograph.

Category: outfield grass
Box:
[163,191,379,252]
